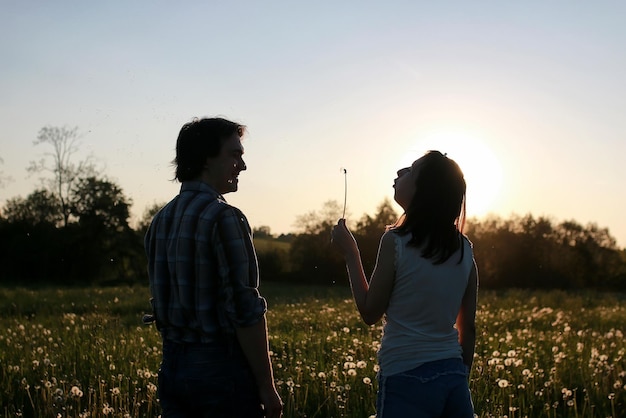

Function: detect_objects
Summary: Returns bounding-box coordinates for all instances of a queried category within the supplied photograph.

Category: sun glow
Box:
[400,130,503,217]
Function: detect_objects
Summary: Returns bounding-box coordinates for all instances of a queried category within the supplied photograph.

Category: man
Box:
[145,117,282,417]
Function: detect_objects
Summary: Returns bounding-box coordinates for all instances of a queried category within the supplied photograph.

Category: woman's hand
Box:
[331,218,360,259]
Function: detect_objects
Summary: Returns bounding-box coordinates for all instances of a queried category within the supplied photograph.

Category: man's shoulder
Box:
[195,196,233,219]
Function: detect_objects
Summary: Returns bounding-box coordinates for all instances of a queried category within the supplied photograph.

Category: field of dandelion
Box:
[0,284,624,418]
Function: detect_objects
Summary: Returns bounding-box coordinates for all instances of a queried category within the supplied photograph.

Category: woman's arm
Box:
[457,260,479,371]
[332,219,395,325]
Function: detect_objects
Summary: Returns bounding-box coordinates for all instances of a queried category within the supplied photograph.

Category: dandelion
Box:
[102,404,114,415]
[347,369,357,376]
[71,386,84,397]
[356,360,367,368]
[111,387,121,396]
[363,377,372,385]
[498,379,509,388]
[318,372,327,379]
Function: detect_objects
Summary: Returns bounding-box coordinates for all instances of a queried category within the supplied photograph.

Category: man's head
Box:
[174,117,247,194]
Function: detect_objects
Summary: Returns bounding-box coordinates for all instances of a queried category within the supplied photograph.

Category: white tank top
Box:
[378,231,475,376]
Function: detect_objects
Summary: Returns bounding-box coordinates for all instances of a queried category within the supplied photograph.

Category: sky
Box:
[1,1,625,248]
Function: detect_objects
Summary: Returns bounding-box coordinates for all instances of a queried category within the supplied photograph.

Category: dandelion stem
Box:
[342,168,347,219]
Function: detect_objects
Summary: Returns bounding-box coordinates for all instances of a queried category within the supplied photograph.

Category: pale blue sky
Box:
[2,1,625,247]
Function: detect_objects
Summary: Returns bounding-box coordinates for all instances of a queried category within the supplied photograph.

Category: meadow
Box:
[0,284,624,418]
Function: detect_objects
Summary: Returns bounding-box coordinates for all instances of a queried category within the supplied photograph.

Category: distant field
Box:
[253,236,291,253]
[0,284,624,417]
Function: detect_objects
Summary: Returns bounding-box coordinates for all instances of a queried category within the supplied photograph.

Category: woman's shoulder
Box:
[460,234,474,250]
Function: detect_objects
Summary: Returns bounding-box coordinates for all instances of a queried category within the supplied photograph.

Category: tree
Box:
[0,157,13,188]
[294,200,344,234]
[2,189,62,225]
[27,125,97,226]
[290,200,346,284]
[71,176,132,231]
[466,214,625,290]
[253,225,273,238]
[0,189,66,283]
[67,176,140,283]
[136,202,165,237]
[353,198,399,276]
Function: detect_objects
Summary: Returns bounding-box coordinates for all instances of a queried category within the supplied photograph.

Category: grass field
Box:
[0,284,624,417]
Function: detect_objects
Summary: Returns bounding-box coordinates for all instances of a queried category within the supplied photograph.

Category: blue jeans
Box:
[377,358,474,418]
[158,339,263,418]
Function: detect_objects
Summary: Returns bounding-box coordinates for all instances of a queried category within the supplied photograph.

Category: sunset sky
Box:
[2,1,625,248]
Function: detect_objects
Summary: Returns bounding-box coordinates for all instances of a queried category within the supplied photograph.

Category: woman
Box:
[331,150,478,418]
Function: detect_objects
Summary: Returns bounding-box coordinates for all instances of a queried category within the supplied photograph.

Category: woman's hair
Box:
[174,117,246,182]
[392,150,467,264]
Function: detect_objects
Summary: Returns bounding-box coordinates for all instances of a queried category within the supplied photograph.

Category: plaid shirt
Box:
[145,181,267,343]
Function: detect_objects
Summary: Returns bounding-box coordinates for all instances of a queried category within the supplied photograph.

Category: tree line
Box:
[254,201,626,291]
[1,125,625,289]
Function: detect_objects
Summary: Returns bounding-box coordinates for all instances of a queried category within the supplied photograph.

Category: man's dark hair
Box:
[174,117,246,182]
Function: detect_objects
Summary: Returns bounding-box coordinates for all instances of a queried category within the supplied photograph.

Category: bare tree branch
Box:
[27,125,99,226]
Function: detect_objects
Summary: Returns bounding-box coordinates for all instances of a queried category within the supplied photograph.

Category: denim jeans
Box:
[158,339,263,418]
[377,358,474,418]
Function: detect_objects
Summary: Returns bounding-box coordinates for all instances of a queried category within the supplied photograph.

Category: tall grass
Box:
[0,284,624,417]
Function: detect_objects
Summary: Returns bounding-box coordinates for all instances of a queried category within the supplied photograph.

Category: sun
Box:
[400,129,503,217]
